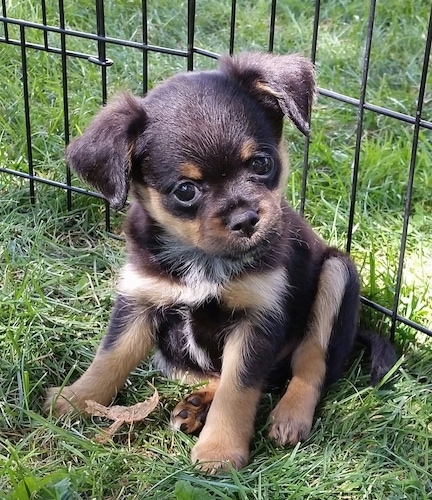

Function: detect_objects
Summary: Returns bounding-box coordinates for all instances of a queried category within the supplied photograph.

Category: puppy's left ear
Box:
[219,52,315,136]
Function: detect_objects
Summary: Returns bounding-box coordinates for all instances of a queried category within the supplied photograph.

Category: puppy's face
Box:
[131,72,288,260]
[66,53,315,262]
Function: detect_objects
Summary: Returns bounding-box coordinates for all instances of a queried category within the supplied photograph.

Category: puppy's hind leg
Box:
[171,379,219,435]
[269,253,359,445]
[45,296,155,415]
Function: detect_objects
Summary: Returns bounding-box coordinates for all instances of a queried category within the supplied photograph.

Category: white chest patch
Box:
[180,309,214,371]
[117,263,221,307]
[117,262,287,317]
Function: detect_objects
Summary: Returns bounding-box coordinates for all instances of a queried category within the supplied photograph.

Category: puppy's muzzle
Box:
[227,208,260,238]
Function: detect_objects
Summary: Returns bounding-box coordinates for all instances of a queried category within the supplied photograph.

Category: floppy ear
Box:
[66,93,147,210]
[219,52,316,136]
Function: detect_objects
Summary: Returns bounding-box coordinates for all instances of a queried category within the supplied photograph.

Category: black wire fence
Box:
[1,0,431,341]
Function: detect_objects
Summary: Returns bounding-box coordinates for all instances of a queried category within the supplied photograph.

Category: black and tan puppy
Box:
[46,52,396,472]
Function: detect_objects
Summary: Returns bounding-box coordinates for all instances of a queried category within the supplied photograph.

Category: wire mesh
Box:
[0,0,431,340]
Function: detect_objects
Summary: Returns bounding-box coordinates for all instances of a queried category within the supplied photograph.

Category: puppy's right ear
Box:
[66,93,147,210]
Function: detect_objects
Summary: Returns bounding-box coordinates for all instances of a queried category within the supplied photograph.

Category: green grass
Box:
[1,0,432,498]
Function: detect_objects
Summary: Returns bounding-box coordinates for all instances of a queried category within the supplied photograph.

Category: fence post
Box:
[187,0,195,71]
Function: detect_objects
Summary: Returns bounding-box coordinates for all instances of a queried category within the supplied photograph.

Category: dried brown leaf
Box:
[85,389,159,423]
[85,389,159,442]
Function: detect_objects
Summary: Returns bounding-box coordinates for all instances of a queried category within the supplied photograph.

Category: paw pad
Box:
[170,391,213,435]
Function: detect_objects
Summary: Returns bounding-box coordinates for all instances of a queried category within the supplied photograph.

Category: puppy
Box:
[46,52,396,472]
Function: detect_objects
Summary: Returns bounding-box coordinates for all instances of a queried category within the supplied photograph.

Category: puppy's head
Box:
[67,52,315,262]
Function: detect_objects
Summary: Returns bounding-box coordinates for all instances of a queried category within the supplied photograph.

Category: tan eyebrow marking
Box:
[239,138,257,161]
[180,162,203,180]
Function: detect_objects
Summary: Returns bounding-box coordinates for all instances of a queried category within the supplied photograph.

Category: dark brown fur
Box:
[45,52,396,472]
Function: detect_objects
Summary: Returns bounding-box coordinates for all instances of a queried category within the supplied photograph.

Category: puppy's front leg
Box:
[45,295,155,415]
[191,324,263,473]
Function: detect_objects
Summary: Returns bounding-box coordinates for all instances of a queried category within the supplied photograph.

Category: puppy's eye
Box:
[172,181,201,206]
[250,155,274,176]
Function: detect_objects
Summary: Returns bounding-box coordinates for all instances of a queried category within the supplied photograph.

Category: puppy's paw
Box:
[44,386,85,416]
[191,439,249,474]
[268,403,313,446]
[170,390,213,434]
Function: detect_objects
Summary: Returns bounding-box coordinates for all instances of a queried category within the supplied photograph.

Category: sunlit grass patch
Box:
[1,0,431,498]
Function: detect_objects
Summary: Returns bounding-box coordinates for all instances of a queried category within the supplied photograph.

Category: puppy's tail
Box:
[357,330,397,386]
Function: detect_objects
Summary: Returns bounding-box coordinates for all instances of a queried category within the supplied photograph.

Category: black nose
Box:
[228,209,260,237]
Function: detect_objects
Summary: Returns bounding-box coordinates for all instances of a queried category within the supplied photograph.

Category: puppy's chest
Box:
[157,299,242,372]
[118,262,287,312]
[119,262,287,373]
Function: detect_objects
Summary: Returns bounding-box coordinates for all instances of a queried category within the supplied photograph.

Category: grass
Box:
[1,0,432,498]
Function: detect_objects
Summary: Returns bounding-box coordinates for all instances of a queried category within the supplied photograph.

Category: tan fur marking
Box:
[202,213,229,242]
[309,257,349,350]
[239,138,257,161]
[199,190,284,258]
[45,317,154,415]
[269,257,349,445]
[144,187,202,246]
[223,268,287,312]
[255,81,283,100]
[257,189,284,225]
[269,339,325,446]
[191,324,260,471]
[180,162,203,180]
[217,325,246,382]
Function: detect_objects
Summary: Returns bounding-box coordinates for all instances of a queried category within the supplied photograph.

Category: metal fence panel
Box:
[1,0,431,340]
